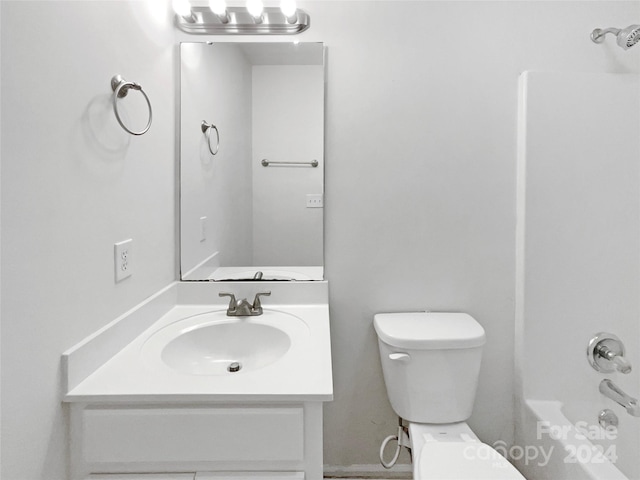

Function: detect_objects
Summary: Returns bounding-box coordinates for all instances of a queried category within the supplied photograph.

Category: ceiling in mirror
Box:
[180,42,325,281]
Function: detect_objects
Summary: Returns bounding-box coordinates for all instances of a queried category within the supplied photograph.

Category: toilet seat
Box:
[417,442,525,480]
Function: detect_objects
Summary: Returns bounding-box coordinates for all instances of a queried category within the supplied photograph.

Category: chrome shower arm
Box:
[591,27,621,43]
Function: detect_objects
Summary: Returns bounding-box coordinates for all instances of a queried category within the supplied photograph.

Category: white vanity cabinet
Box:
[70,402,323,480]
[64,284,332,480]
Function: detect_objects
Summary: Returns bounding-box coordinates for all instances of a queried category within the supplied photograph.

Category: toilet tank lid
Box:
[373,312,486,349]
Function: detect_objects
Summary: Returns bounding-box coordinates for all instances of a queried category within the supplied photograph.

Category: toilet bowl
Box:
[374,312,525,480]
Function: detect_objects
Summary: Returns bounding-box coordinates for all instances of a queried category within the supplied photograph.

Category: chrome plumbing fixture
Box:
[253,271,264,280]
[219,291,271,316]
[227,361,242,373]
[598,409,619,429]
[591,25,640,50]
[599,379,640,417]
[587,332,632,374]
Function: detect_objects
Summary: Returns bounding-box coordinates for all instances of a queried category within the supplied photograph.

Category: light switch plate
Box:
[114,239,133,282]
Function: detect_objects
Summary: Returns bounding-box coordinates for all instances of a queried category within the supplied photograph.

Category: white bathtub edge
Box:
[524,400,628,480]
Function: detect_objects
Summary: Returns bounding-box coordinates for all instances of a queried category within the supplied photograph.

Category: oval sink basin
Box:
[163,322,289,375]
[141,310,309,376]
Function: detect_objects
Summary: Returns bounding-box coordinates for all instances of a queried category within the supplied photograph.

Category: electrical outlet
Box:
[306,194,324,208]
[114,239,133,282]
[200,216,207,242]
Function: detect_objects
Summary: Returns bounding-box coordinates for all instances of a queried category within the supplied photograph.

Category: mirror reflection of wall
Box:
[180,42,325,281]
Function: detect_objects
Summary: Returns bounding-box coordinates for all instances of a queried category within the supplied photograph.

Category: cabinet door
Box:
[88,475,195,480]
[82,406,304,464]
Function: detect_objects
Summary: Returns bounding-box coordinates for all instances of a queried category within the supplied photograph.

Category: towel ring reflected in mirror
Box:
[110,75,153,136]
[201,121,219,155]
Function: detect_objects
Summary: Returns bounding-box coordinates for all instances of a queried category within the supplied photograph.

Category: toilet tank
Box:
[374,312,486,424]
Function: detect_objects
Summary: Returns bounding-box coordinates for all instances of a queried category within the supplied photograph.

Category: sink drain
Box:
[227,361,242,373]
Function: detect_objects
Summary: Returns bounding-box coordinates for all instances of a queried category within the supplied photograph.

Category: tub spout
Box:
[599,379,640,417]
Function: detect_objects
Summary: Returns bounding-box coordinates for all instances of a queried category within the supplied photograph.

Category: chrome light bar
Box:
[175,6,310,35]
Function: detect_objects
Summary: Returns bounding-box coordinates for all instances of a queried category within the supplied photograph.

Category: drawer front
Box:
[88,476,195,480]
[82,406,304,464]
[196,474,304,480]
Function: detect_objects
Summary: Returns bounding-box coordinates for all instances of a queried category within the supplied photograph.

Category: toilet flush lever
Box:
[389,353,411,362]
[588,333,632,374]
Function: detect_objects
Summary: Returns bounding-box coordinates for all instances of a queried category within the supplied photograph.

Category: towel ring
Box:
[111,75,152,136]
[201,121,220,155]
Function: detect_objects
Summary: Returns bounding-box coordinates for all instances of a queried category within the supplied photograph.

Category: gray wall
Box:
[305,0,640,467]
[180,43,253,273]
[2,2,176,479]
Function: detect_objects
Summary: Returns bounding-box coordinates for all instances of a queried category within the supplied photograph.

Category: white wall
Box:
[180,43,253,274]
[293,0,640,468]
[252,65,324,266]
[1,1,640,479]
[1,1,176,479]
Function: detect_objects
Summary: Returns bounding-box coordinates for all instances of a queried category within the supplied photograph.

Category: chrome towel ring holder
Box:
[201,121,219,155]
[110,75,152,136]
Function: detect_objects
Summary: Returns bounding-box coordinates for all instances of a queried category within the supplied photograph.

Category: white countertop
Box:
[63,282,333,404]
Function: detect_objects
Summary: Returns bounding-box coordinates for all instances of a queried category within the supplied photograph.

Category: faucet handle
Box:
[607,350,632,375]
[252,291,271,312]
[219,292,237,312]
[588,333,632,374]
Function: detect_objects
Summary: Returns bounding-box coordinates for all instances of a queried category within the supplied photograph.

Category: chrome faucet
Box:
[599,379,640,417]
[253,271,263,280]
[219,291,271,316]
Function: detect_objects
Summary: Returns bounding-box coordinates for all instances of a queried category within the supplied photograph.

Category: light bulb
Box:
[280,0,297,23]
[172,0,192,17]
[209,0,229,23]
[246,0,264,22]
[209,0,226,15]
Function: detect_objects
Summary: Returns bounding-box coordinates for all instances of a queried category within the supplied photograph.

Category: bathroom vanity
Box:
[63,281,332,480]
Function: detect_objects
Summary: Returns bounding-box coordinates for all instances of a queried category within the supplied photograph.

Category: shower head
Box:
[591,24,640,50]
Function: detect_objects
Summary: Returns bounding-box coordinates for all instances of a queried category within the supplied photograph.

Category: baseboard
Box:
[323,464,412,479]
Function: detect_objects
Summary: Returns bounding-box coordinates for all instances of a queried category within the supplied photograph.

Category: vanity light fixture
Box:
[174,1,310,35]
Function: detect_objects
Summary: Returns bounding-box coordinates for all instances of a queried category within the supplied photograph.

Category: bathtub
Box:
[514,400,631,480]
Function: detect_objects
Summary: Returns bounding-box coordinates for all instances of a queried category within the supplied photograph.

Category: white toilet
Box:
[374,312,525,479]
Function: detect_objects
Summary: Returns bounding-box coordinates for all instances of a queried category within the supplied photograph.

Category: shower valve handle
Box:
[588,333,632,374]
[597,345,632,374]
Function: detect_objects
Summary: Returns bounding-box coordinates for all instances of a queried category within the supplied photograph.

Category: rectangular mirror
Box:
[180,42,325,281]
